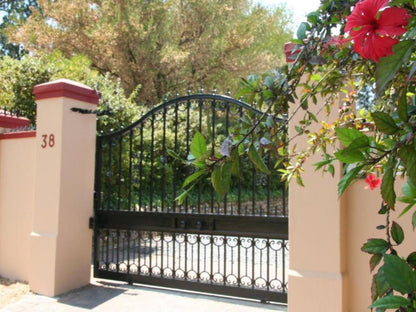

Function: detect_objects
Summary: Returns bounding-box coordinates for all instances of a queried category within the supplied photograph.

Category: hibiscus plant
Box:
[183,0,416,309]
[265,0,416,310]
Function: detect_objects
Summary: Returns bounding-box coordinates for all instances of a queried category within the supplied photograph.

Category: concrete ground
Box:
[0,278,288,312]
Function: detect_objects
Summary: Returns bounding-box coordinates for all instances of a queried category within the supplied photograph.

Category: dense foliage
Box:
[226,0,416,310]
[0,51,141,132]
[10,0,293,105]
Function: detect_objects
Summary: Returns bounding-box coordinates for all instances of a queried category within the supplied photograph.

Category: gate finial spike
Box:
[212,87,217,95]
[226,89,231,96]
[199,87,204,94]
[187,88,192,95]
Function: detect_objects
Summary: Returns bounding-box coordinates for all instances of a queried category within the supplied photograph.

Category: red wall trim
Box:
[33,79,100,105]
[0,131,36,140]
[0,115,30,129]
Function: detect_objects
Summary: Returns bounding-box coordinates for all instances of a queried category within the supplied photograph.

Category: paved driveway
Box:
[0,278,287,312]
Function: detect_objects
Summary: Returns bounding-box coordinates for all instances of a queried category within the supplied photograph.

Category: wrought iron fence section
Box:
[95,94,287,217]
[95,228,288,302]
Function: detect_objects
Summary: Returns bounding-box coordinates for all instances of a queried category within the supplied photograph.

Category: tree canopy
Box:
[10,0,293,105]
[0,51,141,132]
[0,0,38,58]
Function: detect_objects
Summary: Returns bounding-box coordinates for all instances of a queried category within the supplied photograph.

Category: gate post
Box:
[288,92,347,311]
[29,79,99,296]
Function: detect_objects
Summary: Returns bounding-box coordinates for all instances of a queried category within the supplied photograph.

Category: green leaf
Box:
[362,239,389,254]
[306,11,320,24]
[314,158,334,171]
[384,254,416,294]
[407,252,416,270]
[372,267,391,301]
[372,112,399,135]
[391,221,404,245]
[230,148,240,177]
[190,131,207,159]
[381,163,396,209]
[211,162,232,198]
[338,165,363,196]
[175,187,192,205]
[334,136,369,164]
[296,22,308,40]
[248,145,271,174]
[335,127,367,146]
[399,144,416,187]
[397,90,409,122]
[370,253,383,272]
[413,210,416,230]
[402,181,416,198]
[376,40,415,96]
[182,169,208,188]
[370,295,411,309]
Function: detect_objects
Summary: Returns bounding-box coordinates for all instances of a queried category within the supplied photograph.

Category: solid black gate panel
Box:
[93,94,288,303]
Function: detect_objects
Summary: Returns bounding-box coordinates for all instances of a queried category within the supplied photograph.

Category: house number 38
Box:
[41,134,55,148]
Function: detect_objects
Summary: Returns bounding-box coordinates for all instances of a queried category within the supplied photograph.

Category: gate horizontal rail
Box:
[96,211,288,239]
[95,270,287,303]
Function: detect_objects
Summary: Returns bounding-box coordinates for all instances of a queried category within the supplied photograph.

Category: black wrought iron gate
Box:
[93,94,288,303]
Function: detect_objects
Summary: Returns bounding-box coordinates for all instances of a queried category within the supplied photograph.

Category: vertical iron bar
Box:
[185,100,191,213]
[128,130,133,211]
[238,107,243,216]
[251,238,255,288]
[106,138,113,210]
[162,108,167,212]
[138,231,142,272]
[139,124,144,211]
[223,236,227,286]
[282,240,287,292]
[224,102,230,215]
[150,115,155,212]
[184,234,188,280]
[149,232,153,276]
[160,232,164,277]
[117,136,123,211]
[210,100,216,214]
[237,239,241,287]
[172,233,176,278]
[197,235,201,281]
[210,235,214,284]
[282,182,287,217]
[266,239,270,291]
[267,152,271,216]
[127,230,131,274]
[198,100,203,213]
[116,230,120,272]
[252,166,256,216]
[106,229,110,270]
[173,103,179,213]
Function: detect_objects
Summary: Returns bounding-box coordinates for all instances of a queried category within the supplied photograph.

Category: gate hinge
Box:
[89,217,94,229]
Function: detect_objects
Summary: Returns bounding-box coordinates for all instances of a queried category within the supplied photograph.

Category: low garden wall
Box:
[0,123,36,282]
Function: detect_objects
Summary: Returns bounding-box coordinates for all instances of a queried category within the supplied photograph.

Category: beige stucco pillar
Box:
[288,93,347,311]
[29,79,99,296]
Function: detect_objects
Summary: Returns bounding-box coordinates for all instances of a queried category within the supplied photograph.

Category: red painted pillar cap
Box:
[33,79,100,105]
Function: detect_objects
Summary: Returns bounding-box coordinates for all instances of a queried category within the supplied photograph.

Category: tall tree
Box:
[12,0,292,104]
[0,0,38,58]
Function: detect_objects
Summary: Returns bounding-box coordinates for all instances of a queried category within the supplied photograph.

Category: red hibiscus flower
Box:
[365,173,381,190]
[345,0,411,62]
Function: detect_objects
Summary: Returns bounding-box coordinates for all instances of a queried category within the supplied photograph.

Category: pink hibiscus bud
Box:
[365,173,381,190]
